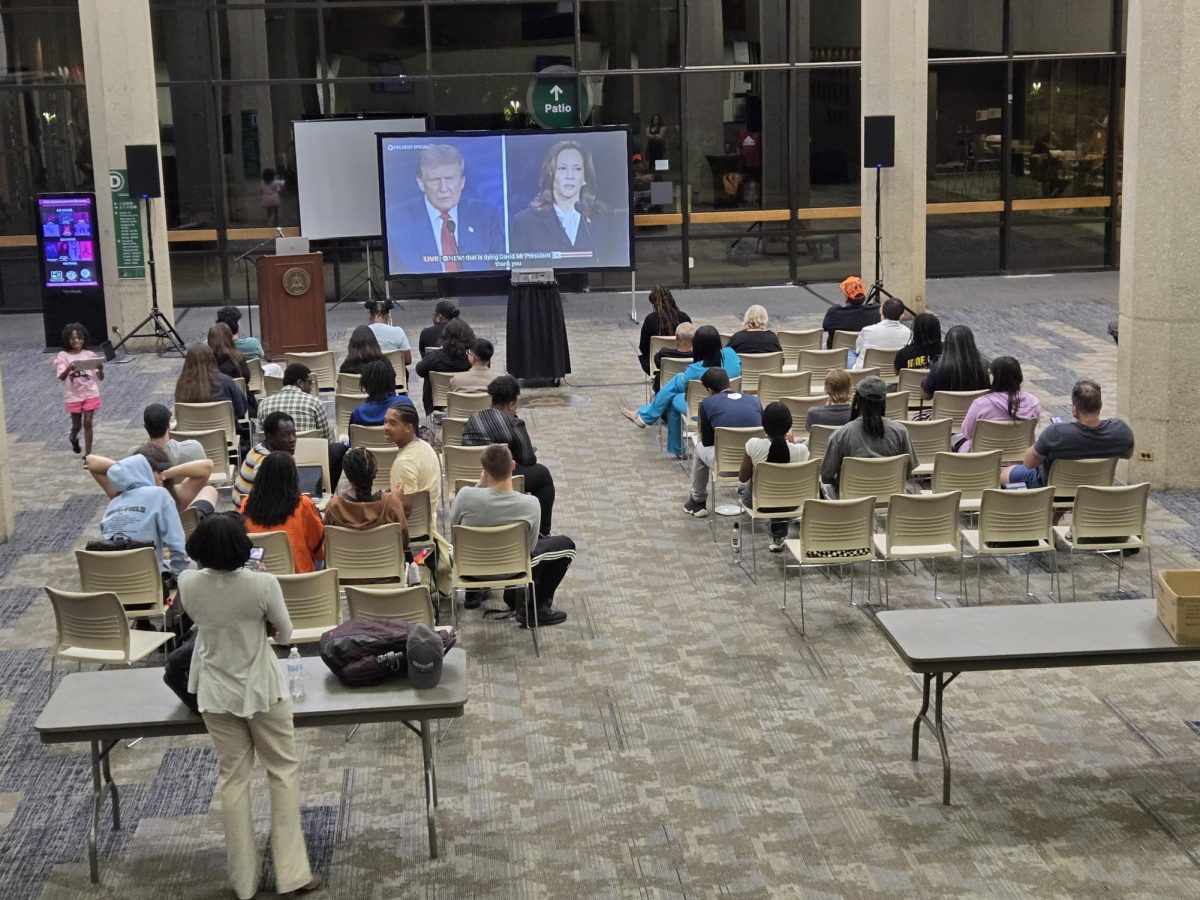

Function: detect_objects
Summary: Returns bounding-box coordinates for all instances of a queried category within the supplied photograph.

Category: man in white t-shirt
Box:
[850,298,910,369]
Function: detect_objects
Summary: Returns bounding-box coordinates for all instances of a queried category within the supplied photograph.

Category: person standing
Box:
[178,514,321,900]
[54,322,103,456]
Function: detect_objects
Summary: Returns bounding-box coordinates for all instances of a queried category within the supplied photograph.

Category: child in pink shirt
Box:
[54,322,104,455]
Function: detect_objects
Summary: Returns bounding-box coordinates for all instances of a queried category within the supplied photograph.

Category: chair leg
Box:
[1069,549,1077,602]
[932,556,939,603]
[1050,549,1059,602]
[528,583,540,657]
[749,516,758,585]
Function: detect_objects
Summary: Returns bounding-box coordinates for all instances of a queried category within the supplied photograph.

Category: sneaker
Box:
[683,497,709,518]
[463,589,485,610]
[768,537,786,553]
[69,432,81,454]
[517,607,567,628]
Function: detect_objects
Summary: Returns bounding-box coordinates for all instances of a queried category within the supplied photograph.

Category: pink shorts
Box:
[66,397,102,414]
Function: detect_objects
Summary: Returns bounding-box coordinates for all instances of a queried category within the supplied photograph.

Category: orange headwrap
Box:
[840,275,867,301]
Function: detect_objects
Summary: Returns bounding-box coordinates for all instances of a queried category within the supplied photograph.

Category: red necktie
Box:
[440,211,460,273]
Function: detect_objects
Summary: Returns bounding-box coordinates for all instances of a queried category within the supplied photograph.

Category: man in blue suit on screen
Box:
[387,144,505,274]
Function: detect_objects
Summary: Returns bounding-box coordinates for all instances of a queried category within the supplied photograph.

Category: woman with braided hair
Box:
[322,446,409,547]
[637,284,692,374]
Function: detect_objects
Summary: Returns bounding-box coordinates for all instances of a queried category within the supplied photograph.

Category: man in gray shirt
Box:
[448,443,574,627]
[1003,379,1134,488]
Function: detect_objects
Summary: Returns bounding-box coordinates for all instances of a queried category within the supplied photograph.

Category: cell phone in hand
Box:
[250,547,265,561]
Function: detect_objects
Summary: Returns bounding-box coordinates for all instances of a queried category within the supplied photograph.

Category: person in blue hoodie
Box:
[621,324,743,457]
[96,446,194,577]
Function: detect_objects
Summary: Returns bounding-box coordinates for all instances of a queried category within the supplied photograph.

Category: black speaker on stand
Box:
[862,115,904,310]
[111,144,187,356]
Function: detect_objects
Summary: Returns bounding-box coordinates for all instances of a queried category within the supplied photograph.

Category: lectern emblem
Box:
[282,267,311,296]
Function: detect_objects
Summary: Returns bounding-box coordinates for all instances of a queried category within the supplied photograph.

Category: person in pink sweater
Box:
[958,356,1040,452]
[53,322,104,455]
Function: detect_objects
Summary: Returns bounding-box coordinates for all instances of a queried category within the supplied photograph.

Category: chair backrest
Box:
[173,428,235,482]
[684,379,707,435]
[325,524,405,583]
[737,352,784,392]
[45,587,130,659]
[263,373,283,396]
[335,392,368,437]
[648,335,675,376]
[365,446,400,494]
[883,491,961,552]
[757,371,812,406]
[179,505,201,540]
[454,474,524,495]
[336,372,362,394]
[348,423,390,448]
[75,547,163,617]
[383,349,409,392]
[719,332,733,347]
[806,423,839,460]
[441,416,468,448]
[1070,483,1150,543]
[750,459,820,517]
[406,490,434,542]
[713,426,765,482]
[777,328,823,365]
[294,437,332,496]
[930,450,1001,500]
[428,371,456,410]
[451,522,532,587]
[897,367,929,398]
[659,354,690,384]
[247,356,265,395]
[446,390,491,419]
[344,584,435,626]
[247,530,295,575]
[443,444,484,496]
[931,390,988,431]
[798,496,875,560]
[838,455,910,504]
[977,487,1053,548]
[275,569,341,639]
[846,367,881,389]
[831,329,860,351]
[232,377,250,411]
[797,348,846,374]
[971,418,1036,462]
[294,429,323,440]
[780,395,827,435]
[284,351,337,392]
[863,347,899,380]
[174,400,237,444]
[901,418,952,468]
[883,391,909,421]
[1046,456,1118,508]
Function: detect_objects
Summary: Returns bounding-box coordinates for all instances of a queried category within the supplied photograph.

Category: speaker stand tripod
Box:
[111,196,187,357]
[330,239,394,312]
[863,163,918,317]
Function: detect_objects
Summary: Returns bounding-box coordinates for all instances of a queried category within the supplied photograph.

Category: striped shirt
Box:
[462,407,537,466]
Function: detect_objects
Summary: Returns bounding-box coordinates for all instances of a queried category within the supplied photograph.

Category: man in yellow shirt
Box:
[384,404,448,594]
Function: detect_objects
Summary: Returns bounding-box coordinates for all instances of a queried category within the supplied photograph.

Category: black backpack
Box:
[318,616,456,687]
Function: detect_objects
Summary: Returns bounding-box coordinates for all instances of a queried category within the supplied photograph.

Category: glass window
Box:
[1012,59,1113,200]
[160,83,219,230]
[0,248,39,311]
[322,4,428,78]
[688,229,791,287]
[927,214,1001,275]
[1011,0,1114,55]
[927,63,1006,202]
[431,3,576,76]
[327,76,430,118]
[219,6,321,81]
[580,1,680,70]
[1007,211,1107,270]
[430,74,533,131]
[152,5,216,82]
[803,0,861,63]
[589,73,681,213]
[795,216,860,282]
[929,0,1003,57]
[0,7,86,82]
[798,66,860,209]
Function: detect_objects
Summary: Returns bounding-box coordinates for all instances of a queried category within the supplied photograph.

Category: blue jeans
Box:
[1006,464,1045,488]
[637,380,688,456]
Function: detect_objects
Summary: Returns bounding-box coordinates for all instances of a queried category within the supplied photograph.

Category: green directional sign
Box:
[527,65,591,129]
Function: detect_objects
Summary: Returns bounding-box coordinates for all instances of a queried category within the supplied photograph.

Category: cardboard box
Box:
[1156,570,1200,644]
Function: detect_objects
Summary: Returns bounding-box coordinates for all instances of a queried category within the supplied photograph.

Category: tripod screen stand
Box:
[111,195,187,356]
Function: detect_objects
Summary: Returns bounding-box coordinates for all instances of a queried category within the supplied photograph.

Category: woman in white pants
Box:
[179,514,321,899]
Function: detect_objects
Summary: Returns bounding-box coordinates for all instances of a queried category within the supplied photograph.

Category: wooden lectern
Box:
[256,252,327,357]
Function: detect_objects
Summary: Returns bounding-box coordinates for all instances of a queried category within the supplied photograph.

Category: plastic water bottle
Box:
[406,560,421,586]
[287,646,304,701]
[731,521,741,557]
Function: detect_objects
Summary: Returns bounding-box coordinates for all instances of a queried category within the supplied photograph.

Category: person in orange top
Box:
[239,451,325,573]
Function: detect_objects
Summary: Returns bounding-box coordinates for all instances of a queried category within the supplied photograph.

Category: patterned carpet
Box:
[4,272,1200,899]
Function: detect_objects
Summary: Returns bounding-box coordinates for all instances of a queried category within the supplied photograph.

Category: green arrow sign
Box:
[527,65,591,129]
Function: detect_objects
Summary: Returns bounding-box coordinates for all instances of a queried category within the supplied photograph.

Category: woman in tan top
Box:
[323,447,409,549]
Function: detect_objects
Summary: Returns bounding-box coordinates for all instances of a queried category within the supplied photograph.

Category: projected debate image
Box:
[378,128,632,277]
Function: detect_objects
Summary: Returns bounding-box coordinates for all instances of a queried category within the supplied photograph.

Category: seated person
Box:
[384,404,449,594]
[365,298,413,365]
[851,298,910,369]
[822,276,880,349]
[207,322,257,418]
[820,377,917,498]
[414,318,475,417]
[727,304,782,355]
[739,401,810,551]
[922,325,989,398]
[622,325,744,458]
[462,376,555,535]
[683,368,763,518]
[94,445,205,579]
[349,360,415,428]
[638,285,691,375]
[652,322,695,393]
[217,305,264,361]
[449,443,574,627]
[1002,379,1132,488]
[894,312,942,372]
[958,356,1040,452]
[323,447,410,547]
[89,444,215,517]
[418,300,459,357]
[233,411,296,505]
[806,369,854,431]
[257,363,347,490]
[174,344,249,446]
[448,339,496,394]
[139,400,207,469]
[239,451,325,574]
[340,325,388,378]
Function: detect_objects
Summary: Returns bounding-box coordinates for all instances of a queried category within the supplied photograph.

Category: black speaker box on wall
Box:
[125,144,162,198]
[863,116,895,169]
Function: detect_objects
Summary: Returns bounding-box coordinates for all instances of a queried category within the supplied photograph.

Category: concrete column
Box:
[1115,1,1200,489]
[77,0,174,344]
[0,368,13,543]
[860,0,928,311]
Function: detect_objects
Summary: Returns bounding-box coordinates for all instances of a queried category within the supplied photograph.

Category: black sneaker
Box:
[69,432,81,454]
[463,589,484,609]
[683,497,709,518]
[517,607,567,628]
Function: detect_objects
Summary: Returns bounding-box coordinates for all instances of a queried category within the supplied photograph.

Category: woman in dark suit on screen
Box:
[509,140,623,266]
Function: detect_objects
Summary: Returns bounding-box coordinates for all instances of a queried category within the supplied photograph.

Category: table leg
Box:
[88,739,120,883]
[911,672,959,805]
[420,721,438,859]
